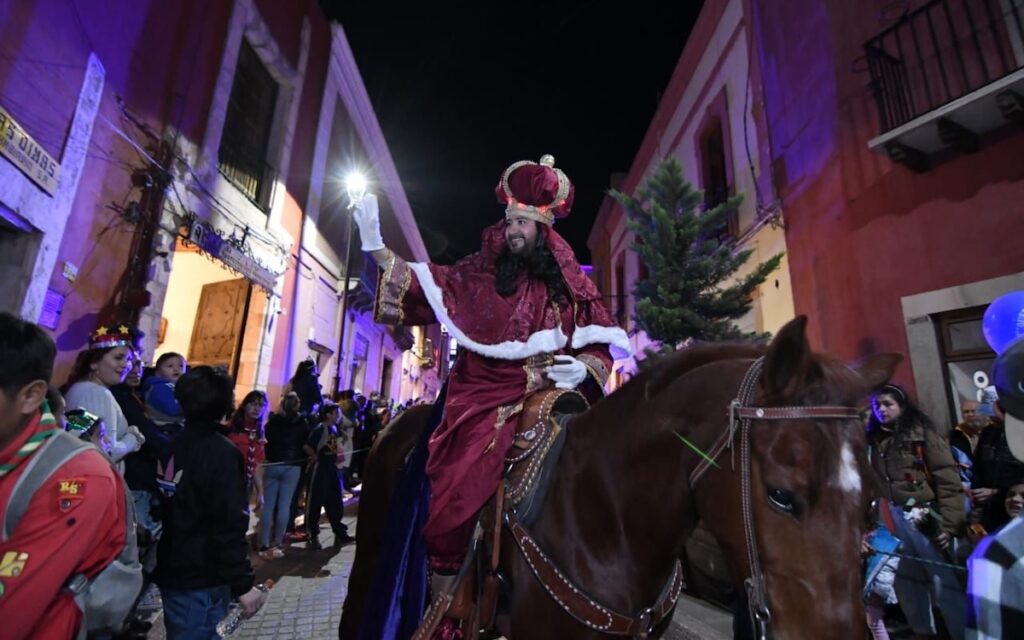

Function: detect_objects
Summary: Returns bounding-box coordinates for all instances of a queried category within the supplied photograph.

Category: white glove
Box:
[353,193,385,251]
[545,355,588,390]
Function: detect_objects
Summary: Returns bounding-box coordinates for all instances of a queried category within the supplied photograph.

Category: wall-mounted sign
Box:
[39,289,65,330]
[220,242,276,292]
[0,106,61,195]
[180,215,278,293]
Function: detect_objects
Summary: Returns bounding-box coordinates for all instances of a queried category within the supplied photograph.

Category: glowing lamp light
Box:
[344,171,368,209]
[982,291,1024,354]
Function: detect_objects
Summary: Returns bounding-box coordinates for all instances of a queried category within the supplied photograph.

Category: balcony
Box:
[218,143,277,212]
[864,0,1024,171]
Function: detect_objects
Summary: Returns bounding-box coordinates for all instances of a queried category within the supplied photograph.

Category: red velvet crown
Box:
[494,154,575,225]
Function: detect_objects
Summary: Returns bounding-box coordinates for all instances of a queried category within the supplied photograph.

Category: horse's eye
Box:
[767,487,798,515]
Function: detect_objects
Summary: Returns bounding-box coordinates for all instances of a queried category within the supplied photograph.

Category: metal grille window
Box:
[218,41,278,211]
[865,0,1024,133]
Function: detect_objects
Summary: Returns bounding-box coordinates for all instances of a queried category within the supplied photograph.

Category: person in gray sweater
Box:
[61,323,144,471]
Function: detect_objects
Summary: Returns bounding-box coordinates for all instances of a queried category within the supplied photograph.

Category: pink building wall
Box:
[751,0,1024,423]
[752,0,1024,359]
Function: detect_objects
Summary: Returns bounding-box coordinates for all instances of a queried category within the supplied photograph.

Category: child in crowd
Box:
[143,352,186,426]
[227,391,269,512]
[303,402,354,549]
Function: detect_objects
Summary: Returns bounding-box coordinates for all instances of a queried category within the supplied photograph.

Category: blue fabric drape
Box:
[355,385,446,640]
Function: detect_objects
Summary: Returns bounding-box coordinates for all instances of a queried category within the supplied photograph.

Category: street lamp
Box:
[334,170,370,396]
[344,171,368,209]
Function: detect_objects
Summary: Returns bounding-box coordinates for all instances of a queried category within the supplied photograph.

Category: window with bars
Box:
[218,40,279,211]
[699,119,738,239]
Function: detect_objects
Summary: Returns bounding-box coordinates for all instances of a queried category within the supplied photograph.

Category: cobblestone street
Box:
[143,509,735,639]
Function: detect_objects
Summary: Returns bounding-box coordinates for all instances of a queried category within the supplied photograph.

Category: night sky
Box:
[326,1,703,263]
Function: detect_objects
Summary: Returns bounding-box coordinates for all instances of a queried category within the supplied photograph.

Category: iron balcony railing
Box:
[865,0,1024,133]
[218,143,277,212]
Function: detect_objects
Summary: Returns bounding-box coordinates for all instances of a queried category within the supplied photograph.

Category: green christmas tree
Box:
[609,157,783,346]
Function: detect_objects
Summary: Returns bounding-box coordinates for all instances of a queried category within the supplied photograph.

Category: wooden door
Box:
[188,278,250,377]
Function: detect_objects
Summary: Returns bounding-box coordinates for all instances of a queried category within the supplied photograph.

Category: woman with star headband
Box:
[62,323,146,472]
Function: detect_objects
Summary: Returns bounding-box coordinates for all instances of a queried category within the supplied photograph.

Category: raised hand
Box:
[353,193,384,251]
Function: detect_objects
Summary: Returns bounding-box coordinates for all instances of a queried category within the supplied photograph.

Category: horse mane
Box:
[635,342,766,401]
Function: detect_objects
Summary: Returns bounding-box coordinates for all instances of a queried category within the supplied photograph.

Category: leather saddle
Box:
[416,387,589,638]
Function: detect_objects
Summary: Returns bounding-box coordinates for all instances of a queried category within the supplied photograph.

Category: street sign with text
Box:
[0,106,61,195]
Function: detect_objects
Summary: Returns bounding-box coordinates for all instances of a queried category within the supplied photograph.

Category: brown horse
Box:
[339,316,899,639]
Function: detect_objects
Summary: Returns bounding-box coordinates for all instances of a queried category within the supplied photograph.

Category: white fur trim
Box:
[571,323,633,358]
[408,262,568,360]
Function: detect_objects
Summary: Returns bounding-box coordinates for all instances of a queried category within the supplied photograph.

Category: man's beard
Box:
[494,238,553,298]
[506,233,535,256]
[498,244,542,276]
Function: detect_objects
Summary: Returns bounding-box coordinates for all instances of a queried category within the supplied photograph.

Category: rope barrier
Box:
[259,446,374,467]
[870,548,968,572]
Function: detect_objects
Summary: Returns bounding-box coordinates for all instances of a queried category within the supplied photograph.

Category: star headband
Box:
[89,324,136,350]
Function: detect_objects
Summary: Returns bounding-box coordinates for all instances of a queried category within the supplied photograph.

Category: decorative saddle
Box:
[503,387,588,525]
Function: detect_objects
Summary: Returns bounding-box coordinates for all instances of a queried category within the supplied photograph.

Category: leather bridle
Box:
[689,357,862,640]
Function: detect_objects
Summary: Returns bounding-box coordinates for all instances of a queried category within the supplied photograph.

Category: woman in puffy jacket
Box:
[867,383,965,640]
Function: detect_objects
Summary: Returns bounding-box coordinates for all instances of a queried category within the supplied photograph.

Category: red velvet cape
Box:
[374,222,629,566]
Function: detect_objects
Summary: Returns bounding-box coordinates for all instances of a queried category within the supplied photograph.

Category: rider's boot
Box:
[430,571,457,598]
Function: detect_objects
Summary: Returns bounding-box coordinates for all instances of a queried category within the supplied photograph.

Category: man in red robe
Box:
[353,155,630,575]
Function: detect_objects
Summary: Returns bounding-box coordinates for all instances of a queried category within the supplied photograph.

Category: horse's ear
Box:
[852,353,903,392]
[761,315,813,397]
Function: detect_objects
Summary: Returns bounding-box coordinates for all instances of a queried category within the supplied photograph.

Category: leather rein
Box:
[688,356,862,640]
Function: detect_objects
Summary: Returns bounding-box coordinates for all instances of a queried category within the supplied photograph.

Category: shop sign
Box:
[0,106,60,195]
[220,242,276,292]
[182,216,277,292]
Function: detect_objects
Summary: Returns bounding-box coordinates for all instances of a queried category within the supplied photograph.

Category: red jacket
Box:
[0,409,126,639]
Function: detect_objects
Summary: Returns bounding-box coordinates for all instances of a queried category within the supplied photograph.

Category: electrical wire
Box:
[102,102,286,263]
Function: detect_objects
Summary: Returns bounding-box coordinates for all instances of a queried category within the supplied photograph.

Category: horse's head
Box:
[745,316,900,637]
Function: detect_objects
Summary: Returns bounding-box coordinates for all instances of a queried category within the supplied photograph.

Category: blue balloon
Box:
[983,291,1024,354]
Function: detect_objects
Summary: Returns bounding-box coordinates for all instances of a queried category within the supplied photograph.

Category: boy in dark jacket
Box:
[303,402,353,548]
[154,366,265,638]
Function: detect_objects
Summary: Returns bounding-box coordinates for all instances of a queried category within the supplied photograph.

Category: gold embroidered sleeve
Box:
[374,254,413,325]
[577,353,609,388]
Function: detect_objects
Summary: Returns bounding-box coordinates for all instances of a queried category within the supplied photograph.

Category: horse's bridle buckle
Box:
[636,606,655,636]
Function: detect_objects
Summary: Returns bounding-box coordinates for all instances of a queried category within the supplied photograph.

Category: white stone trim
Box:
[409,262,575,360]
[195,0,299,259]
[2,53,105,320]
